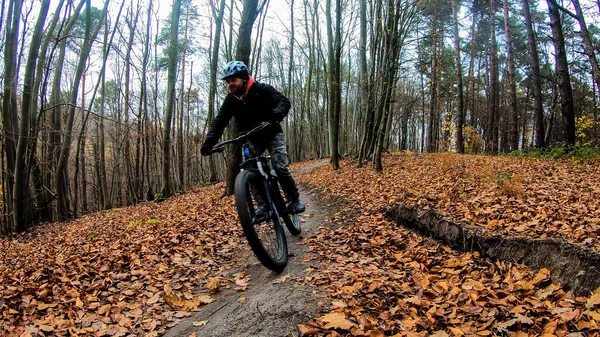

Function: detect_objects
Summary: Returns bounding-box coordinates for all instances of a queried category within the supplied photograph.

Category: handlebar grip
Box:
[211,146,226,153]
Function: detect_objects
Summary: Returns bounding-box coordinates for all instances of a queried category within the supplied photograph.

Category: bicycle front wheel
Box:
[274,182,301,236]
[235,170,288,272]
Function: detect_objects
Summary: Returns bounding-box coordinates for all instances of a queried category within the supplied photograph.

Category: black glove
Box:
[201,144,213,156]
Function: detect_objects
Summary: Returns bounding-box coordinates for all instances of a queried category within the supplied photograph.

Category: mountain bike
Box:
[210,122,302,272]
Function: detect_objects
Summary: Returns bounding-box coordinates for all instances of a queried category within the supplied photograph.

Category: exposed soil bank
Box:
[387,205,600,296]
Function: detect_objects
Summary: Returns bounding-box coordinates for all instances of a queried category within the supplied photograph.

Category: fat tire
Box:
[284,213,302,236]
[235,170,287,272]
[273,181,302,236]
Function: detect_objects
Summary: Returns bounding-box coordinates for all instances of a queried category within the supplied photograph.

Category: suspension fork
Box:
[257,161,278,218]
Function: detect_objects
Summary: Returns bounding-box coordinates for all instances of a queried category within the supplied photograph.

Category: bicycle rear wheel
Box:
[235,170,288,272]
[274,182,301,236]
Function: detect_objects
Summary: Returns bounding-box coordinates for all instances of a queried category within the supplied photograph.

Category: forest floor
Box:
[2,153,600,336]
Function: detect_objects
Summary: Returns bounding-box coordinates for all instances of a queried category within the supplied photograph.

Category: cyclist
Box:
[200,60,305,214]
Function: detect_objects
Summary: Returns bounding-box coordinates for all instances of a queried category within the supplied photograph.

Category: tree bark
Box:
[326,0,341,169]
[224,0,259,195]
[207,0,226,184]
[28,0,65,222]
[12,0,50,231]
[487,0,500,153]
[56,0,107,220]
[546,0,576,146]
[452,0,465,154]
[2,0,22,231]
[522,0,545,148]
[142,0,153,200]
[572,0,600,100]
[125,3,140,202]
[177,10,189,192]
[502,0,519,151]
[161,0,182,198]
[358,0,368,156]
[427,8,440,153]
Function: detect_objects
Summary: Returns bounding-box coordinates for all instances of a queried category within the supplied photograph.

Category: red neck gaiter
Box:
[236,76,255,102]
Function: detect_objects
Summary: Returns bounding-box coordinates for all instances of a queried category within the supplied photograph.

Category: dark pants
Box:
[251,133,299,201]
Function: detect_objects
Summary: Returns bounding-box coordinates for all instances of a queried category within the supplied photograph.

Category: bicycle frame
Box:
[210,121,288,220]
[240,146,282,222]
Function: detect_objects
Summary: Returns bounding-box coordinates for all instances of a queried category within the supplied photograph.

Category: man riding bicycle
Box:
[200,60,305,215]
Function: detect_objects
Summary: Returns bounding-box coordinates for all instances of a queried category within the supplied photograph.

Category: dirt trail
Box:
[164,162,330,337]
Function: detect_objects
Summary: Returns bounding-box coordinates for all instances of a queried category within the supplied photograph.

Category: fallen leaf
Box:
[298,324,318,336]
[198,295,214,304]
[193,321,208,327]
[319,312,355,330]
[586,288,600,309]
[207,277,220,295]
[39,325,54,332]
[273,273,291,284]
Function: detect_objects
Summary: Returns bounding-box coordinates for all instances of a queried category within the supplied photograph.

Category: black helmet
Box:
[221,60,249,80]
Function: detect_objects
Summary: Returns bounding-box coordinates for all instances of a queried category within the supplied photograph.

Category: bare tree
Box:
[224,0,260,195]
[12,0,51,231]
[487,0,500,153]
[502,0,519,151]
[452,0,465,154]
[522,0,545,148]
[546,0,576,145]
[326,0,341,169]
[161,0,183,197]
[207,0,227,184]
[56,0,108,220]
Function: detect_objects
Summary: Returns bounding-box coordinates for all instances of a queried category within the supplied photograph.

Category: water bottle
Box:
[243,146,251,158]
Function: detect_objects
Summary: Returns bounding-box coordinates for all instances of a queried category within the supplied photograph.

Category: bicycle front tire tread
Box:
[235,170,288,272]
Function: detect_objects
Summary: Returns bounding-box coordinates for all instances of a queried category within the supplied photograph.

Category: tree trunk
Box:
[206,0,226,184]
[427,10,440,153]
[487,0,500,153]
[142,0,153,200]
[452,0,465,154]
[326,0,341,169]
[56,0,107,220]
[502,0,519,151]
[2,0,22,231]
[28,0,65,223]
[522,0,545,148]
[358,0,368,156]
[572,0,600,100]
[466,8,479,127]
[161,0,182,198]
[287,0,295,160]
[224,0,259,196]
[546,0,576,146]
[178,10,189,192]
[12,0,50,231]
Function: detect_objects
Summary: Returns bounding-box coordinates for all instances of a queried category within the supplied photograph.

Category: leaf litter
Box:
[296,153,600,336]
[1,153,600,336]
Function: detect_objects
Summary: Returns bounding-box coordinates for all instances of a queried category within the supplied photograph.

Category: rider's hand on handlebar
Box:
[211,145,226,153]
[200,144,212,156]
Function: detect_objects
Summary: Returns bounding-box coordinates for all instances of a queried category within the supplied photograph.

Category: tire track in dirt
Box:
[164,162,330,337]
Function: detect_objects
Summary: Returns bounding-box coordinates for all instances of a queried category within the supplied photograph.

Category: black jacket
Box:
[202,81,290,150]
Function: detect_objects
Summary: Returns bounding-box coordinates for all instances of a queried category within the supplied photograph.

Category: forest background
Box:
[1,0,600,234]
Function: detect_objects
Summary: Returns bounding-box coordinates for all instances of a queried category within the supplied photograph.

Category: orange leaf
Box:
[298,324,318,336]
[39,325,54,332]
[586,288,600,309]
[448,327,463,336]
[319,312,356,330]
[207,277,220,295]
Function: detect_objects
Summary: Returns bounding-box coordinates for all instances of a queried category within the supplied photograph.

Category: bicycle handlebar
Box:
[210,121,272,154]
